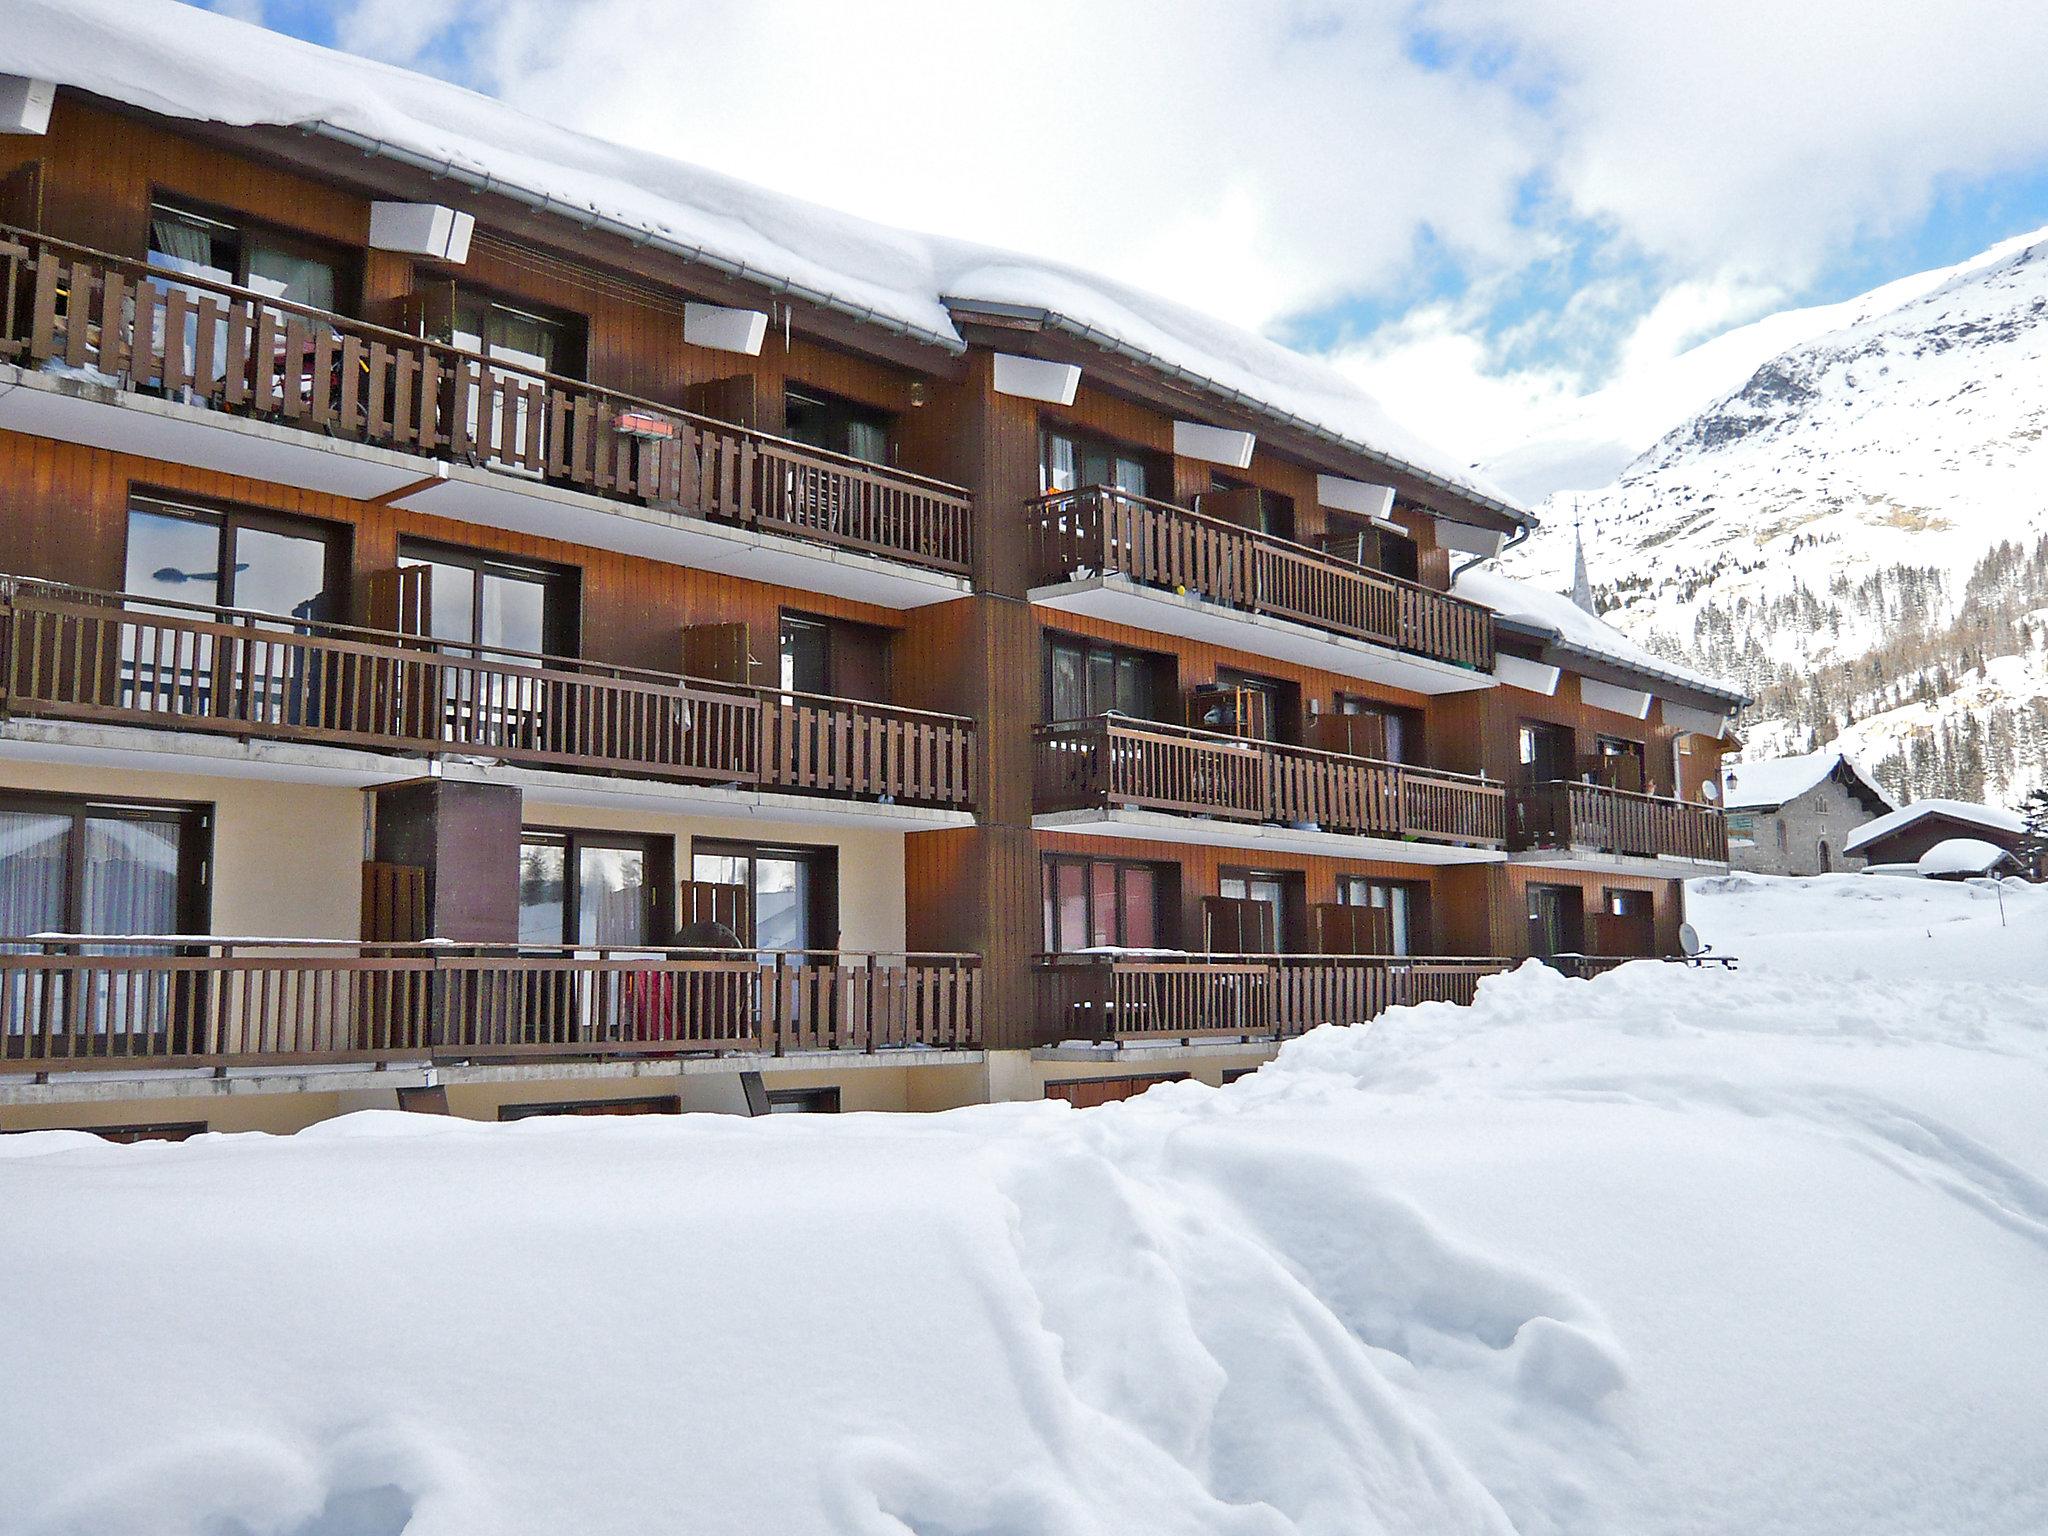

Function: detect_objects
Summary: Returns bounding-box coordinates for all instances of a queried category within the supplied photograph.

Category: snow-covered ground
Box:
[5,875,2046,1535]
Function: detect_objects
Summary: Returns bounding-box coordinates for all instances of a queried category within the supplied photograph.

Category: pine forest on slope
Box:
[1497,231,2048,807]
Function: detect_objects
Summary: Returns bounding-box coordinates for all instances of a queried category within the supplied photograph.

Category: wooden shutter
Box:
[684,374,759,430]
[366,564,432,637]
[1202,895,1275,955]
[827,620,892,703]
[1196,486,1264,531]
[361,861,427,942]
[679,879,748,935]
[1307,711,1387,762]
[682,622,758,685]
[397,277,458,343]
[0,161,42,231]
[1314,902,1393,956]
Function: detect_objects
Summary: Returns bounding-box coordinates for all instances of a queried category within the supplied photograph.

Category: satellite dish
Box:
[1678,922,1704,957]
[1701,779,1720,803]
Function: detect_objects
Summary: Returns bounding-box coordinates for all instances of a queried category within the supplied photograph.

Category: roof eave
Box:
[943,297,1535,534]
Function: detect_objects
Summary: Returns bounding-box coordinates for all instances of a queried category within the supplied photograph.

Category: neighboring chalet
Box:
[0,0,1744,1133]
[1722,750,1895,876]
[1846,800,2028,874]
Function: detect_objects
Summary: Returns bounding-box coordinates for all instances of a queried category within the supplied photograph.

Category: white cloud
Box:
[356,0,1545,333]
[322,0,2048,472]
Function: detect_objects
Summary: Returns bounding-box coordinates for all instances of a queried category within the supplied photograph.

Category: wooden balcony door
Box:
[1526,883,1584,959]
[0,795,208,1056]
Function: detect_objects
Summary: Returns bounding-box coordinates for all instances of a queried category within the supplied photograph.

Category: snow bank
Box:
[3,0,1519,519]
[4,878,2046,1534]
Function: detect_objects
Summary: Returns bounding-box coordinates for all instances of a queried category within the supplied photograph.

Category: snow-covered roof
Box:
[1915,837,2018,877]
[1844,798,2026,854]
[1720,750,1896,813]
[6,0,1527,528]
[1451,568,1746,705]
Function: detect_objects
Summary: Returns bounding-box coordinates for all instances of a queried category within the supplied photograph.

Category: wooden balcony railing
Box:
[1513,780,1728,864]
[1035,952,1508,1043]
[1026,487,1494,671]
[0,579,975,810]
[0,226,971,575]
[1032,715,1504,845]
[0,938,981,1072]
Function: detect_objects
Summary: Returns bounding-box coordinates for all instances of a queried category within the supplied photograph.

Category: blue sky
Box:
[189,0,2048,465]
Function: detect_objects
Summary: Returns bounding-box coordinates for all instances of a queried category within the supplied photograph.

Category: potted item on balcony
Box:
[612,409,678,441]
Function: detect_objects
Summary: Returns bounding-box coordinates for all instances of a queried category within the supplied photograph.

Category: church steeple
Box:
[1570,504,1596,615]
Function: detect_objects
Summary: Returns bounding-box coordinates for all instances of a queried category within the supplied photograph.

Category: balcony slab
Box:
[1031,1041,1282,1062]
[1507,848,1729,876]
[0,1047,987,1108]
[0,719,976,832]
[1028,573,1495,695]
[0,364,971,609]
[1034,806,1506,864]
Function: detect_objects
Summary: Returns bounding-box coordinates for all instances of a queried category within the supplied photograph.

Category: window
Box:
[1211,670,1296,743]
[1337,877,1419,957]
[1045,635,1164,722]
[125,496,345,624]
[499,1096,681,1120]
[1218,869,1298,952]
[779,616,832,695]
[1045,1073,1189,1107]
[785,388,891,464]
[1518,721,1576,784]
[148,199,351,314]
[1526,883,1582,958]
[396,539,578,660]
[519,830,671,947]
[1040,425,1158,498]
[452,291,576,376]
[0,793,209,943]
[765,1087,841,1114]
[777,611,891,701]
[1042,855,1170,952]
[1,1122,210,1144]
[692,841,838,951]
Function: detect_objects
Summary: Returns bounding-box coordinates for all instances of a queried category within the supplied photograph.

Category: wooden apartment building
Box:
[0,27,1742,1133]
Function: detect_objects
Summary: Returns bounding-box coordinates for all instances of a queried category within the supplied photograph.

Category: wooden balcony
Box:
[0,226,971,576]
[0,579,975,811]
[1026,487,1494,675]
[1512,780,1728,865]
[0,939,981,1073]
[1033,715,1504,847]
[1035,952,1508,1043]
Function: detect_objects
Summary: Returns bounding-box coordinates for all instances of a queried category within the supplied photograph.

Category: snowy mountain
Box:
[1496,228,2048,805]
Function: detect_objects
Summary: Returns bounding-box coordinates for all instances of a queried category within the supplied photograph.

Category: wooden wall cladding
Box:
[6,99,940,466]
[1436,863,1681,961]
[1031,830,1466,957]
[0,433,907,681]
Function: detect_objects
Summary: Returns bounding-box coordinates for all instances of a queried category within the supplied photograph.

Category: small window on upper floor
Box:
[1040,425,1156,499]
[785,387,891,465]
[147,199,352,315]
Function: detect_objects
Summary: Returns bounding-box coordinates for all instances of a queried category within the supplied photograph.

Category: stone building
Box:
[1722,751,1895,876]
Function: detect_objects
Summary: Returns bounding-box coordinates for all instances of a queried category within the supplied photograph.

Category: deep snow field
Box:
[4,873,2046,1536]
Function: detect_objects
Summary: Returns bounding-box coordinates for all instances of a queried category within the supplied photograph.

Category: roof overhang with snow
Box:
[946,300,1531,534]
[1492,617,1749,713]
[7,0,1530,531]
